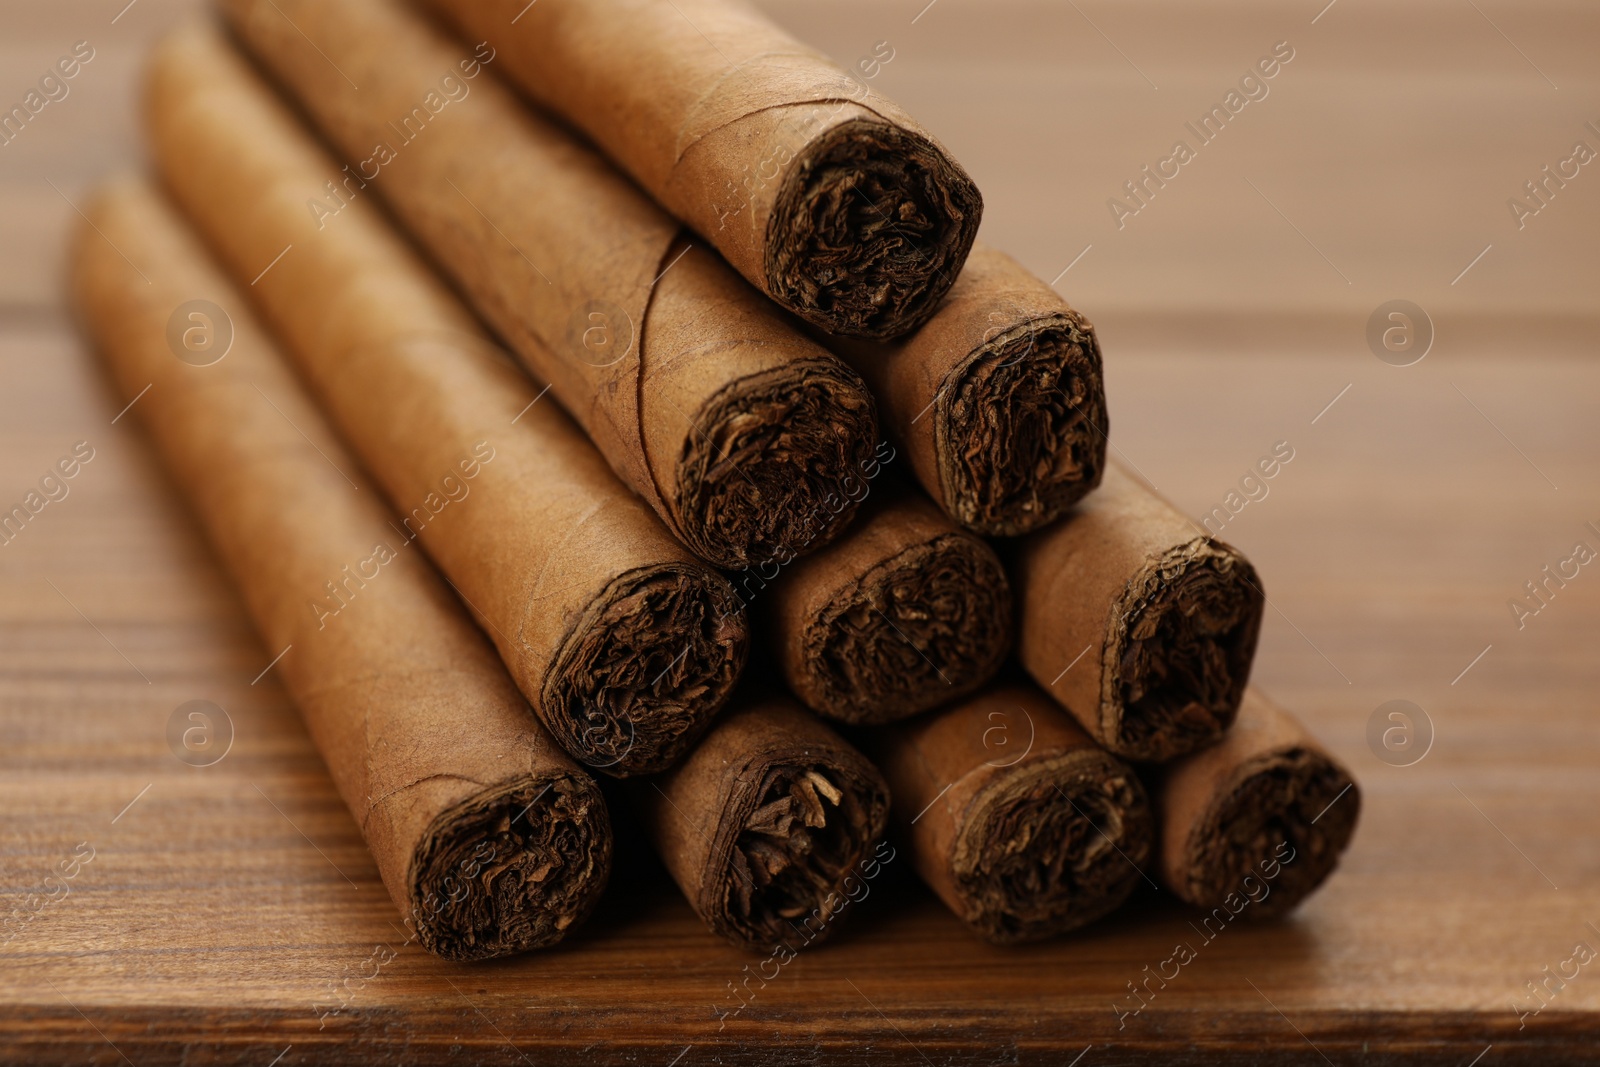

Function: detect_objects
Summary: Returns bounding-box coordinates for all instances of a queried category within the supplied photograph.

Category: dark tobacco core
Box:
[1106,540,1264,762]
[937,312,1108,537]
[545,564,748,777]
[409,775,610,962]
[677,360,877,570]
[955,752,1152,944]
[1183,748,1359,917]
[802,533,1011,725]
[719,762,887,949]
[766,117,982,341]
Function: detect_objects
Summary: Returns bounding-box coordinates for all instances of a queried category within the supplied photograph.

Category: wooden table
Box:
[2,0,1597,1062]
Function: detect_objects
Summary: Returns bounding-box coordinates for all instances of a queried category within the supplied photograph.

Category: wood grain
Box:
[2,0,1598,1061]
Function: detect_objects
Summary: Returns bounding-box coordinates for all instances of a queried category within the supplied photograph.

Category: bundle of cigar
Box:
[68,0,1358,961]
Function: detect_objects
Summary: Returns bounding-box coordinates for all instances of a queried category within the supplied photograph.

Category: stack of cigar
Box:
[69,0,1359,960]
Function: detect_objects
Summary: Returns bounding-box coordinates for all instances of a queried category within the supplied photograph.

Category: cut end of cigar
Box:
[938,311,1108,537]
[675,360,878,569]
[715,756,889,951]
[408,773,611,961]
[1179,747,1360,918]
[544,564,748,776]
[953,750,1153,944]
[766,118,982,341]
[798,532,1012,725]
[1104,539,1265,762]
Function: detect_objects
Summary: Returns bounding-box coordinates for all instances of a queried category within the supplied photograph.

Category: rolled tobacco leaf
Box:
[834,244,1108,536]
[1010,464,1264,763]
[422,0,982,340]
[634,694,890,951]
[763,487,1011,725]
[71,177,610,959]
[1156,688,1360,917]
[222,0,878,570]
[146,25,746,776]
[867,682,1153,944]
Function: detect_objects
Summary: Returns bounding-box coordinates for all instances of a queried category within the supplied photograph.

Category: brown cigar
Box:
[1011,465,1264,762]
[421,0,981,341]
[867,683,1153,944]
[71,177,610,960]
[220,0,878,570]
[145,24,747,776]
[834,245,1109,537]
[633,693,889,951]
[1156,688,1360,917]
[761,487,1012,725]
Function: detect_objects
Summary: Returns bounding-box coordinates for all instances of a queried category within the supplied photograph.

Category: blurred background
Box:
[6,0,1597,330]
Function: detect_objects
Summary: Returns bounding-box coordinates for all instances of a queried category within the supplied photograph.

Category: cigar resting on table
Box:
[1011,465,1265,763]
[867,683,1153,944]
[147,24,748,776]
[1155,688,1360,917]
[422,0,982,340]
[761,487,1012,725]
[634,694,890,952]
[221,0,879,570]
[833,244,1109,537]
[71,177,610,959]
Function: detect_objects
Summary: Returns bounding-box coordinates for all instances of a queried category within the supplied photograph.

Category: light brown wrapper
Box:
[835,245,1109,537]
[763,488,1012,725]
[633,695,889,951]
[1011,465,1265,763]
[221,0,878,570]
[71,177,610,960]
[867,683,1153,944]
[422,0,982,340]
[145,25,747,776]
[1156,688,1360,917]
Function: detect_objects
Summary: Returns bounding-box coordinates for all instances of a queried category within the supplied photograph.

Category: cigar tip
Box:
[953,749,1153,944]
[710,746,889,952]
[1104,539,1265,761]
[543,563,748,777]
[938,309,1109,537]
[1176,747,1360,918]
[791,529,1012,725]
[673,359,878,569]
[765,117,982,341]
[408,773,611,961]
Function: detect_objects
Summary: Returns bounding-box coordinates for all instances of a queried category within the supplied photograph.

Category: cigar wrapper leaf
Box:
[71,177,611,960]
[145,24,749,776]
[423,0,982,340]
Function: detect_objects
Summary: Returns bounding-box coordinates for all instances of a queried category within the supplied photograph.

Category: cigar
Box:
[1011,465,1265,762]
[421,0,982,341]
[145,25,747,776]
[71,177,610,960]
[219,0,879,571]
[867,683,1153,944]
[633,694,889,951]
[835,245,1109,537]
[1156,689,1360,917]
[761,488,1012,725]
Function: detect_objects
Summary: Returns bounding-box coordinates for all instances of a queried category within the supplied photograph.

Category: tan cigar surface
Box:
[220,0,878,571]
[835,245,1109,537]
[70,177,610,960]
[1156,688,1360,917]
[868,683,1153,944]
[633,693,890,952]
[146,25,747,777]
[422,0,981,340]
[763,488,1012,725]
[1011,465,1265,762]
